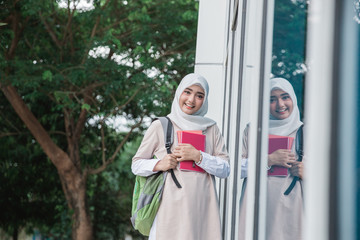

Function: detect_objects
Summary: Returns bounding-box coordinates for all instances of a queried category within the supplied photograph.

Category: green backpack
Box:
[130,171,167,236]
[130,117,181,236]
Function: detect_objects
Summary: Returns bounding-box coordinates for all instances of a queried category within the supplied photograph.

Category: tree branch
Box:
[0,84,71,168]
[101,0,112,10]
[6,11,28,60]
[108,93,119,107]
[101,17,129,32]
[63,106,82,170]
[88,115,145,175]
[0,132,24,138]
[102,85,145,121]
[63,108,74,144]
[61,7,76,47]
[80,17,100,65]
[39,12,62,49]
[160,38,195,57]
[80,0,111,65]
[100,122,106,164]
[59,65,86,74]
[7,13,20,59]
[0,130,66,138]
[73,89,93,142]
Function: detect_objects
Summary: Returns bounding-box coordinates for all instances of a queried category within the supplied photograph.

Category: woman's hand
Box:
[153,154,178,172]
[268,149,296,168]
[173,143,201,163]
[289,162,304,179]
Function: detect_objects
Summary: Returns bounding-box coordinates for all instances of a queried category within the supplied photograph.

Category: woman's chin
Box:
[181,107,195,115]
[275,114,289,120]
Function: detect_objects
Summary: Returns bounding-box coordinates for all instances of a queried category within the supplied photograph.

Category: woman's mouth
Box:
[276,108,288,114]
[185,103,194,109]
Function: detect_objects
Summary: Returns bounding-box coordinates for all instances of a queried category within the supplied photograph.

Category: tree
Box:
[0,0,198,239]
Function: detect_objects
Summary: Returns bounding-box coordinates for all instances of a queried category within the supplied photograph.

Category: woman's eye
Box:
[184,90,191,94]
[282,96,290,100]
[197,95,204,99]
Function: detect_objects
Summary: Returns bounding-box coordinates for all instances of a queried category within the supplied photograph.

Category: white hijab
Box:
[269,78,303,136]
[167,73,216,130]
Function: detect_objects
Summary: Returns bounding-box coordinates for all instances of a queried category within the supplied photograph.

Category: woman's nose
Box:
[188,94,195,102]
[277,99,285,107]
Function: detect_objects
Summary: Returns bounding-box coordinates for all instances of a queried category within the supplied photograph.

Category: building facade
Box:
[194,0,360,239]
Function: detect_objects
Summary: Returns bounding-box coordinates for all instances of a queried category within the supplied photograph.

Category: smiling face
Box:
[179,84,205,115]
[270,89,294,120]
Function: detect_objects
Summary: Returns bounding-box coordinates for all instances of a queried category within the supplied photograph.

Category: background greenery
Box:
[271,0,307,118]
[1,0,198,239]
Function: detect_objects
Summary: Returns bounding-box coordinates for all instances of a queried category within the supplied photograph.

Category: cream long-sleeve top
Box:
[132,119,230,240]
[132,151,229,178]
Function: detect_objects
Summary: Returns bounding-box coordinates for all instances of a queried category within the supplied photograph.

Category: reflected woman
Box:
[239,77,304,240]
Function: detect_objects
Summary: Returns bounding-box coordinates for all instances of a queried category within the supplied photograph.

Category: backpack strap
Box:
[153,117,182,188]
[296,125,304,162]
[284,125,303,195]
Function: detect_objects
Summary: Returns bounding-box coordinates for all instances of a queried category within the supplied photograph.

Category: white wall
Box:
[194,0,229,127]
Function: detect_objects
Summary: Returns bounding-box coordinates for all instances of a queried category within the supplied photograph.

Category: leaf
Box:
[81,103,91,111]
[42,70,53,82]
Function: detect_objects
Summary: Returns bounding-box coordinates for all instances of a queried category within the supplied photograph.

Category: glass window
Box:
[265,0,308,239]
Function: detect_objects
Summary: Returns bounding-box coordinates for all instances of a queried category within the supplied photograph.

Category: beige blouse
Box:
[132,119,230,240]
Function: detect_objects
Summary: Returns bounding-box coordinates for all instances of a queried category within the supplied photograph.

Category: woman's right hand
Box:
[153,154,178,172]
[268,149,296,168]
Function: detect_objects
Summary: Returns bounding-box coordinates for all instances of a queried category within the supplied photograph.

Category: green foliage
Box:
[271,0,307,117]
[52,130,147,239]
[1,0,198,238]
[87,136,145,239]
[0,90,70,238]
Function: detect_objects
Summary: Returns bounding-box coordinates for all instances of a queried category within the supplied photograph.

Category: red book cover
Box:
[177,131,205,173]
[268,135,294,176]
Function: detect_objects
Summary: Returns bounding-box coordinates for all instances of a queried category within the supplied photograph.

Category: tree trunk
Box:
[12,227,18,240]
[1,85,93,240]
[56,152,93,240]
[58,164,93,240]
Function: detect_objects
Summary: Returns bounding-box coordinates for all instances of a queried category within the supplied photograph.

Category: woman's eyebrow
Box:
[280,93,290,97]
[185,87,204,95]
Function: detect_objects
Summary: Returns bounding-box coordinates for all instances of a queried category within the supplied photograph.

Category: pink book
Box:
[268,135,294,176]
[177,131,205,173]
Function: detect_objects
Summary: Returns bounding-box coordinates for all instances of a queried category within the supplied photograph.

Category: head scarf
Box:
[269,78,303,136]
[167,73,216,130]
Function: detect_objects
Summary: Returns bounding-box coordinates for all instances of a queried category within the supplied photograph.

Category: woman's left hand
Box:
[173,143,201,162]
[289,162,304,179]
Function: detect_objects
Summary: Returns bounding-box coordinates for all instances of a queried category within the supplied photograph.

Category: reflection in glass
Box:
[355,0,360,24]
[238,123,249,240]
[271,0,307,115]
[265,78,304,239]
[237,0,308,239]
[237,78,305,240]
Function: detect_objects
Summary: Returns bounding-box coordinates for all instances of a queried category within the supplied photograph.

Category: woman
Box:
[239,77,304,240]
[132,73,230,240]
